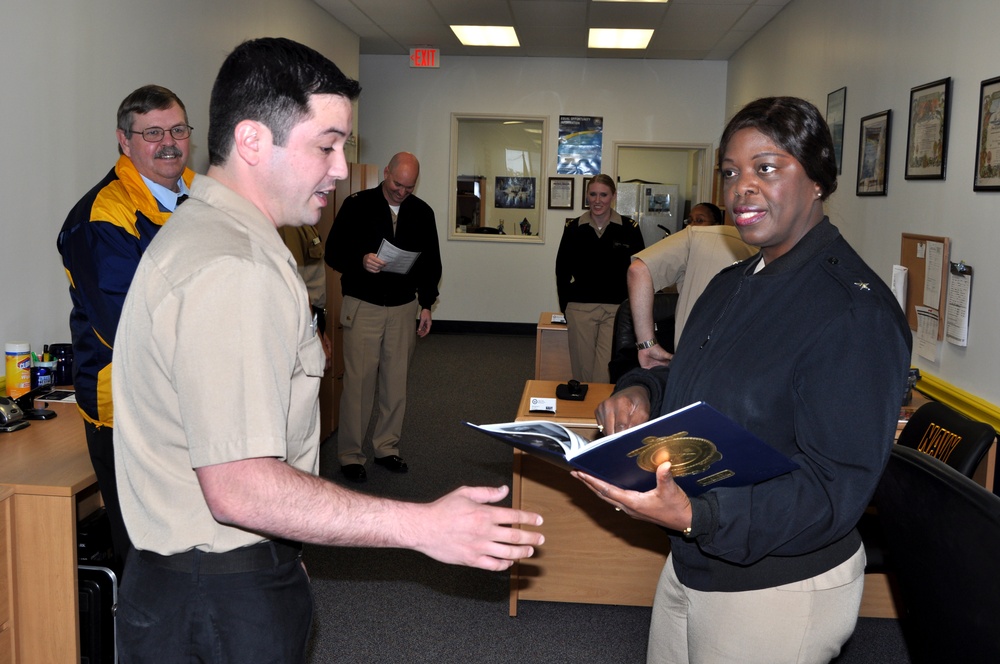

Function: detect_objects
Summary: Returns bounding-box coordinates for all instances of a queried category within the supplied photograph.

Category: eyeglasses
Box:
[129,124,193,143]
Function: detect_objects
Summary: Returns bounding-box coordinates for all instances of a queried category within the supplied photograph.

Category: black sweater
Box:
[620,218,912,592]
[554,212,645,312]
[325,184,442,310]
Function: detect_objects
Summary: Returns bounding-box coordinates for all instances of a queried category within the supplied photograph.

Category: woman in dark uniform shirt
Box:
[555,173,645,383]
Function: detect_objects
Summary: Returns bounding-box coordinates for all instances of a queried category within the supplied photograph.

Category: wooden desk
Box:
[509,380,670,616]
[0,401,97,663]
[510,384,975,621]
[534,313,572,381]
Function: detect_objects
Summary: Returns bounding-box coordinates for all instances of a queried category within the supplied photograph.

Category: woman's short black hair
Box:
[693,202,724,225]
[718,97,838,200]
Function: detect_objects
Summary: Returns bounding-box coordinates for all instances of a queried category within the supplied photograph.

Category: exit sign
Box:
[409,48,440,68]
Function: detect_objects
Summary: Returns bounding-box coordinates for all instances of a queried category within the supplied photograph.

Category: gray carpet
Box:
[303,332,911,663]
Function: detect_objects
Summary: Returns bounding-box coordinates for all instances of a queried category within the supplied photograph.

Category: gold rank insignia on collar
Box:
[855,281,871,291]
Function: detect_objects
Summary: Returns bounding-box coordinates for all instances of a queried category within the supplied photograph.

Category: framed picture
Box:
[826,87,846,175]
[547,177,575,209]
[973,75,1000,191]
[581,177,592,209]
[856,110,891,196]
[494,176,536,209]
[905,77,951,180]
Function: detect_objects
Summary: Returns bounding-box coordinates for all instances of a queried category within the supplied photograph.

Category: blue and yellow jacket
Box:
[57,155,195,427]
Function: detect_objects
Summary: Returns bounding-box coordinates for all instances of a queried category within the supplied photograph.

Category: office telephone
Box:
[0,384,56,431]
[0,395,29,431]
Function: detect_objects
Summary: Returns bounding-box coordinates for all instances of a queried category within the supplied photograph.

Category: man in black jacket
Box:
[326,152,442,482]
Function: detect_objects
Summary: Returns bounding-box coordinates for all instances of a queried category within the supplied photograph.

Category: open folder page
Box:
[376,238,421,274]
[467,402,798,496]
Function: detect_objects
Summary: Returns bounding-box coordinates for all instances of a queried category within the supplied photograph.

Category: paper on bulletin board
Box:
[891,265,908,312]
[922,241,944,308]
[915,305,939,361]
[945,262,973,347]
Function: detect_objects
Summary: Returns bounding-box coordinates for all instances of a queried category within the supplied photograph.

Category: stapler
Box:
[555,379,589,401]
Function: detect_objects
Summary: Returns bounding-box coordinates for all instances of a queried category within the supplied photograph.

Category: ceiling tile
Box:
[313,0,791,60]
[510,0,589,28]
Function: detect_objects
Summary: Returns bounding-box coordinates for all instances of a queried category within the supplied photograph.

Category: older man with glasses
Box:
[57,84,195,575]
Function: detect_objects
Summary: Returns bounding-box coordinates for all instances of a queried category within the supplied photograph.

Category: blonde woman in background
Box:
[555,174,645,383]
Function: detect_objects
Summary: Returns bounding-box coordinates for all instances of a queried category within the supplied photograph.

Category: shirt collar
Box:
[140,174,191,212]
[583,210,623,231]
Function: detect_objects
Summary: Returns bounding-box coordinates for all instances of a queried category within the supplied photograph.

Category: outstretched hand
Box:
[572,462,692,532]
[412,485,544,571]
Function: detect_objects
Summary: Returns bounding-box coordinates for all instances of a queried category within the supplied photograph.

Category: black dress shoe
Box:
[340,464,367,483]
[373,455,408,473]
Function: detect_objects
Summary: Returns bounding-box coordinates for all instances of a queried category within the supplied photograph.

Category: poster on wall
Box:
[494,177,536,209]
[557,116,603,175]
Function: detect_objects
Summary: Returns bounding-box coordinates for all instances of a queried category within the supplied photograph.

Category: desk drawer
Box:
[1,496,10,628]
[0,495,10,664]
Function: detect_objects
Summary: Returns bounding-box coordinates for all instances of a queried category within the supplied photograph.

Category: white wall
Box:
[12,0,992,403]
[726,0,1000,404]
[0,0,358,357]
[356,55,727,325]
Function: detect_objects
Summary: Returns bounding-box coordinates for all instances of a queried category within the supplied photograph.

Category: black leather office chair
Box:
[607,292,678,384]
[860,400,996,572]
[872,445,1000,664]
[896,401,997,475]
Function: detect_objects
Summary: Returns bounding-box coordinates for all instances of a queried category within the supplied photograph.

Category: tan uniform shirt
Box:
[633,225,758,347]
[113,174,325,555]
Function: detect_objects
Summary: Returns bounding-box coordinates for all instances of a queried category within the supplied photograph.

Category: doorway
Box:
[613,142,715,224]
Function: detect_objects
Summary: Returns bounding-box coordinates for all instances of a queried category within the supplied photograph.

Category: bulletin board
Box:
[899,232,950,339]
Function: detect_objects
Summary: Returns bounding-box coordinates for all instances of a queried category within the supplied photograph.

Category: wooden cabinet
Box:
[456,175,486,231]
[534,312,572,381]
[509,381,671,616]
[1,491,13,664]
[0,403,99,663]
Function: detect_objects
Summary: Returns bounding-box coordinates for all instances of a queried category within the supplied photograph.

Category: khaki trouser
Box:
[648,546,866,663]
[565,302,619,384]
[337,297,417,465]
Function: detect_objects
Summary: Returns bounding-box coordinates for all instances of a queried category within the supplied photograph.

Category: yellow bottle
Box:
[5,342,31,398]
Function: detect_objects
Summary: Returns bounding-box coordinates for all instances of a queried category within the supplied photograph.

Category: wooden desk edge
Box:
[509,450,524,617]
[0,401,94,662]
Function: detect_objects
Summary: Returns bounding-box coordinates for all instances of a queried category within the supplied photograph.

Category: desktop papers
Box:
[376,239,421,275]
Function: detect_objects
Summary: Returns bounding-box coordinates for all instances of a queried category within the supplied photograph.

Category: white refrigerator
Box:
[616,182,682,248]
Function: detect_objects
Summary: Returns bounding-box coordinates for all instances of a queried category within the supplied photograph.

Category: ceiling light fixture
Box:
[588,28,654,49]
[451,25,520,47]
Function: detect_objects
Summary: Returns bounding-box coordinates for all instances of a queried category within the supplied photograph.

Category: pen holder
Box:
[30,361,57,389]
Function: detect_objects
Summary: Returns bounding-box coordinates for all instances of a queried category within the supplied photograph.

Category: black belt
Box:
[139,539,303,575]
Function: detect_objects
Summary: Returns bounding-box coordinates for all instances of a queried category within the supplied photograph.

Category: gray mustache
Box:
[155,146,183,159]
